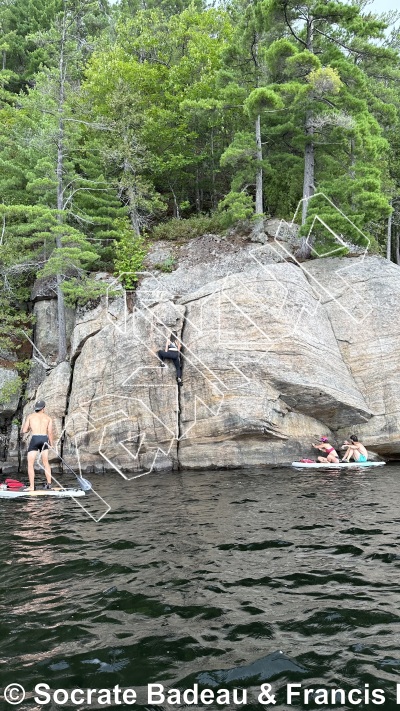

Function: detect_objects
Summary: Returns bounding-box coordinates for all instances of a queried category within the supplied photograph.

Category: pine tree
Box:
[216,0,283,227]
[85,3,231,220]
[355,21,400,260]
[0,0,62,96]
[0,0,119,362]
[259,0,394,254]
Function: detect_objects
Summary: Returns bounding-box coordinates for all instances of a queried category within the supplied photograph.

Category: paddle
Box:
[37,445,92,491]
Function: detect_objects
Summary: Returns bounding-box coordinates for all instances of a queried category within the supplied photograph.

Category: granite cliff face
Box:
[2,236,400,475]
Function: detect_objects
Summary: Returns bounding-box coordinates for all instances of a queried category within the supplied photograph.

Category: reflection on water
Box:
[1,465,400,708]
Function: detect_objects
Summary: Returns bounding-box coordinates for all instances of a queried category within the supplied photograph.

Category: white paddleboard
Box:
[0,487,86,499]
[292,461,386,470]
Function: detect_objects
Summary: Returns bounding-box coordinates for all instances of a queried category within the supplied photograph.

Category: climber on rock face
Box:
[157,333,183,385]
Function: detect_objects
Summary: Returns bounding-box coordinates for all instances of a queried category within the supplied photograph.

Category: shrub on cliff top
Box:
[114,231,146,289]
[151,215,226,242]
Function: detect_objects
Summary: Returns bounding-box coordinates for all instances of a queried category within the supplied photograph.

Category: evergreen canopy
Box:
[0,0,399,363]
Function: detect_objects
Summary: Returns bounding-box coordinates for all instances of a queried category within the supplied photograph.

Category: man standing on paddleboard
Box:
[21,400,53,491]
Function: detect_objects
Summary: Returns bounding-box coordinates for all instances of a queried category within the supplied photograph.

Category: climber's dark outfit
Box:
[158,342,182,380]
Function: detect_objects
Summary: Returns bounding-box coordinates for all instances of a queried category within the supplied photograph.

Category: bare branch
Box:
[283,1,307,48]
[314,27,389,60]
[0,214,5,246]
[63,186,111,210]
[37,107,113,130]
[67,211,95,225]
[63,116,114,130]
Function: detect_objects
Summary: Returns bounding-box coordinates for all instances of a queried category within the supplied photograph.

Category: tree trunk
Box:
[251,32,263,234]
[349,137,356,179]
[386,207,392,261]
[301,111,315,225]
[253,113,263,233]
[127,186,141,234]
[297,111,315,259]
[122,150,141,234]
[396,229,400,266]
[301,17,315,226]
[171,186,180,219]
[55,2,68,363]
[298,16,314,259]
[255,114,263,215]
[210,126,216,209]
[195,165,200,214]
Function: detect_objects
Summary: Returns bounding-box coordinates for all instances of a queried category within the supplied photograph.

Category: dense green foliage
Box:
[1,0,400,363]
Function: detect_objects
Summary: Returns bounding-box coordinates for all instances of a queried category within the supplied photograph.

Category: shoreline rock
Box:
[3,240,400,474]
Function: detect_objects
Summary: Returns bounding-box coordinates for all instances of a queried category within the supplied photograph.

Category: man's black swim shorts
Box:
[28,435,49,452]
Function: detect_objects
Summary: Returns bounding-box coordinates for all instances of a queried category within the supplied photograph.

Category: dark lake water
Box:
[1,465,400,710]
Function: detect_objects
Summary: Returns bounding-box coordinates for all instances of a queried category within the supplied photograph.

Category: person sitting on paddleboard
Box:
[312,436,339,463]
[341,435,368,463]
[157,333,183,385]
[21,400,53,491]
